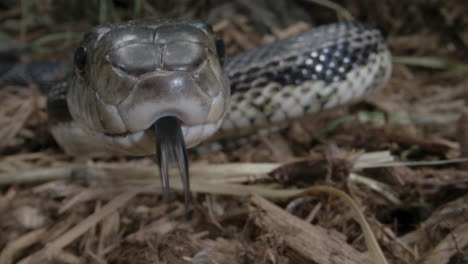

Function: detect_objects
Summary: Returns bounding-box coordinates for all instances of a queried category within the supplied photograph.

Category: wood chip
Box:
[248,194,374,264]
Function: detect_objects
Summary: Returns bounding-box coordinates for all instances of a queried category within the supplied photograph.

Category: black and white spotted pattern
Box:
[220,22,392,134]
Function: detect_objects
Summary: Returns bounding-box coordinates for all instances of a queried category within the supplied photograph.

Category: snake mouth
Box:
[103,119,185,138]
[104,131,133,137]
[99,115,223,155]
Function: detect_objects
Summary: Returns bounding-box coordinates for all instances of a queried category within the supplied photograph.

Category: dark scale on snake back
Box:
[227,22,385,95]
[252,79,268,88]
[230,41,378,93]
[246,66,260,75]
[251,90,262,99]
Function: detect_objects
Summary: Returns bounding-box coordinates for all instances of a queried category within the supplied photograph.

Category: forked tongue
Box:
[153,116,190,216]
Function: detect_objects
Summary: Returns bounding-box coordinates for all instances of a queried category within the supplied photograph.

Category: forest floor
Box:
[0,1,467,263]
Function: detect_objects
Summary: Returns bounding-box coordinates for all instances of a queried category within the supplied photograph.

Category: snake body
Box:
[43,19,391,157]
[223,21,391,135]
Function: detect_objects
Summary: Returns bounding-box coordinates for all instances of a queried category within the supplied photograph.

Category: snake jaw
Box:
[153,116,190,215]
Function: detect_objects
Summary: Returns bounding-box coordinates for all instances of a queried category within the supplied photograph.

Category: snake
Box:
[5,19,393,208]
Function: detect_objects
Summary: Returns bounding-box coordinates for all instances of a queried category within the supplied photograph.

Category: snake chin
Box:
[51,117,224,157]
[96,119,224,155]
[102,117,223,148]
[181,118,224,148]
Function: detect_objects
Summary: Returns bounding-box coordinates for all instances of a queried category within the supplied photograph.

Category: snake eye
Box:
[215,38,226,66]
[74,46,87,71]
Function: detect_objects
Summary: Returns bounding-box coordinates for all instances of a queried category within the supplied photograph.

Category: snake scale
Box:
[4,19,392,206]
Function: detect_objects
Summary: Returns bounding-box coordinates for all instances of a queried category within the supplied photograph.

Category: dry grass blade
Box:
[0,163,279,186]
[357,157,468,169]
[393,56,468,72]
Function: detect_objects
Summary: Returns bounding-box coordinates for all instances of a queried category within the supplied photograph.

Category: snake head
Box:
[64,20,230,156]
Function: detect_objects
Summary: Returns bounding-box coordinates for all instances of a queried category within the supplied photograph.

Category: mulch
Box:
[0,1,467,263]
